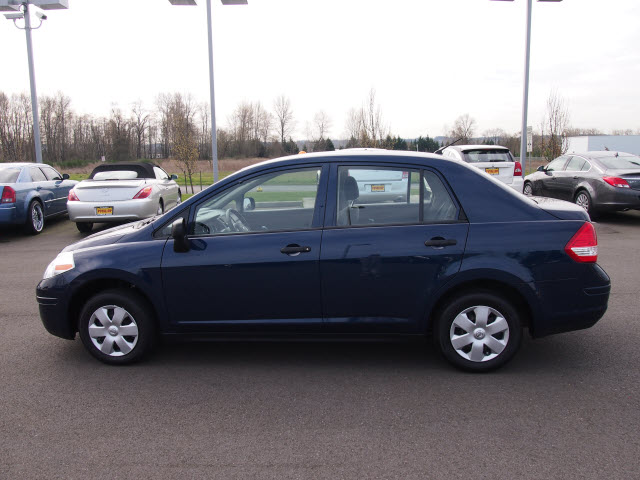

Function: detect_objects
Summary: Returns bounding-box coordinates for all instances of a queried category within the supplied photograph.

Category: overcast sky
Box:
[1,0,639,139]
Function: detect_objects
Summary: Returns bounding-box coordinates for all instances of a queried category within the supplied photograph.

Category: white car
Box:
[439,145,524,193]
[67,162,182,233]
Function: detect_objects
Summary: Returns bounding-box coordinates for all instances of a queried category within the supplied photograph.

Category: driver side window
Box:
[192,167,321,235]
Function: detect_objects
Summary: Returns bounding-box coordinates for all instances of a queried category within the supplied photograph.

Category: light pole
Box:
[491,0,562,172]
[2,1,69,163]
[169,0,247,183]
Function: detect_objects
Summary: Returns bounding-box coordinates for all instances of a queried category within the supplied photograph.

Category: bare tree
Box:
[273,95,295,146]
[540,91,570,161]
[448,114,476,143]
[131,100,149,159]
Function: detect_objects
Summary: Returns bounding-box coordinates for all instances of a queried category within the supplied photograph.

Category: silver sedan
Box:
[67,162,182,233]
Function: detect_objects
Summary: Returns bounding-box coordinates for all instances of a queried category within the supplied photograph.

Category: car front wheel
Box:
[435,290,522,372]
[523,182,533,196]
[78,289,155,365]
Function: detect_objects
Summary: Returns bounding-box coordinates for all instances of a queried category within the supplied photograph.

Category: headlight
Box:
[43,252,75,280]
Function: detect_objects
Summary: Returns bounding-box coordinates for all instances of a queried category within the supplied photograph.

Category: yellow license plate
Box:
[371,184,386,192]
[96,207,113,216]
[485,168,499,175]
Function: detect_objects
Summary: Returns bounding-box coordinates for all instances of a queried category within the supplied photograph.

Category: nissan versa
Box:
[36,150,611,371]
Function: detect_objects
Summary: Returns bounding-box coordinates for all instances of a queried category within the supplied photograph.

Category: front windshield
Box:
[597,155,640,170]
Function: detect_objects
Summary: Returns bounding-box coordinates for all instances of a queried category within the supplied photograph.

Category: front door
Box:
[160,165,327,332]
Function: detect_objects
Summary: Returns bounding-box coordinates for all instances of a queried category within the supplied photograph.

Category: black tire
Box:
[24,199,44,235]
[76,222,93,233]
[435,290,522,372]
[77,289,156,365]
[157,200,164,215]
[523,181,533,196]
[176,190,182,205]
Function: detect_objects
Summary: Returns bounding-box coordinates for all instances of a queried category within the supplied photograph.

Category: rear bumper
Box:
[68,198,158,223]
[0,205,21,225]
[531,265,611,337]
[593,185,640,211]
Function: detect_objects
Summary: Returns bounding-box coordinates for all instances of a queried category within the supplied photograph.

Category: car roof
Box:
[570,151,636,159]
[0,162,33,169]
[446,145,510,152]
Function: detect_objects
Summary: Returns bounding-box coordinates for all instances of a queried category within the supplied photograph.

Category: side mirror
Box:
[243,197,255,212]
[171,218,190,253]
[62,173,70,180]
[170,174,178,181]
[537,166,545,172]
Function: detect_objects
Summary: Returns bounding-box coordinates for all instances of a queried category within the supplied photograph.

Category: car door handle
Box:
[573,176,579,179]
[425,237,457,248]
[281,244,312,255]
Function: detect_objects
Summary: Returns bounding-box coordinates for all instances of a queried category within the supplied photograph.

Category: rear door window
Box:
[565,157,586,172]
[29,167,47,182]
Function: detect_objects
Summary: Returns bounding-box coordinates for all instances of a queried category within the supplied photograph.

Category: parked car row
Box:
[0,162,182,234]
[37,150,610,372]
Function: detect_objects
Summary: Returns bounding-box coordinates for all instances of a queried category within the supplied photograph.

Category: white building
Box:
[566,135,640,156]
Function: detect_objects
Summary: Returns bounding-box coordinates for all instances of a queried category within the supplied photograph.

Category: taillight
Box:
[514,162,523,176]
[133,186,153,199]
[68,189,79,201]
[1,186,16,204]
[564,222,598,263]
[602,176,629,188]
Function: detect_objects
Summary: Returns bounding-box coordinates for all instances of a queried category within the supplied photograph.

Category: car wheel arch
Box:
[423,276,535,335]
[68,277,160,337]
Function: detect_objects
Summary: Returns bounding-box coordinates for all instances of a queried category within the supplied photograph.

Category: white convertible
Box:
[67,162,181,233]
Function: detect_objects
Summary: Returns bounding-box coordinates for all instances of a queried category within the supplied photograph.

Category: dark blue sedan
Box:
[1,163,77,234]
[36,151,610,371]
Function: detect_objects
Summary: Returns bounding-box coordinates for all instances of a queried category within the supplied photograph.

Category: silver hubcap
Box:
[157,203,163,215]
[576,193,589,211]
[32,204,43,231]
[449,305,510,362]
[523,184,532,196]
[88,305,139,357]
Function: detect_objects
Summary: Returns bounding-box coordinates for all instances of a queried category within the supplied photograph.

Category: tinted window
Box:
[41,166,62,181]
[565,157,586,172]
[463,149,512,163]
[596,155,640,170]
[0,168,20,183]
[29,167,47,182]
[193,167,320,235]
[337,166,419,226]
[423,170,458,223]
[581,160,592,172]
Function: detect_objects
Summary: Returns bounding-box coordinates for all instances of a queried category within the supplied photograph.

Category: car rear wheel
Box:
[78,289,156,365]
[435,290,522,372]
[157,200,164,215]
[523,182,533,196]
[76,222,93,233]
[574,190,593,215]
[176,190,182,205]
[25,200,44,235]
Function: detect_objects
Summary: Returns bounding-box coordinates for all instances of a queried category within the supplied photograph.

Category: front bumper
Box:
[67,198,158,223]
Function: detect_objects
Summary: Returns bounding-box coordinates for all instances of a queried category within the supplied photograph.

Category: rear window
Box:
[596,155,640,170]
[463,149,512,163]
[0,168,20,183]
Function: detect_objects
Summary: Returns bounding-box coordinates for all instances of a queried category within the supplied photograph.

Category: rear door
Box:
[320,163,468,333]
[28,167,56,215]
[462,149,515,186]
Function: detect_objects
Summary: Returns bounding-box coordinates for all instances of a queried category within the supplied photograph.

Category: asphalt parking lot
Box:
[1,212,639,479]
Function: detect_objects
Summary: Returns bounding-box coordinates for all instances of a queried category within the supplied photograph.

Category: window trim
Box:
[328,163,464,229]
